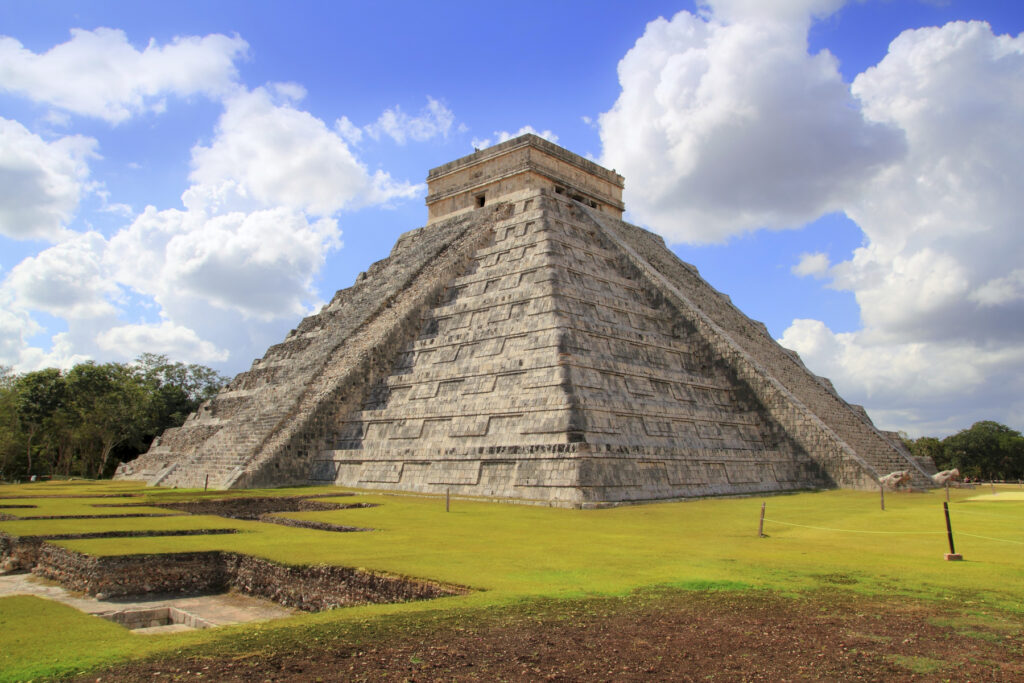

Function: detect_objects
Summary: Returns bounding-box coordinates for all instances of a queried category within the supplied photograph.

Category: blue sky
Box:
[1,0,1022,437]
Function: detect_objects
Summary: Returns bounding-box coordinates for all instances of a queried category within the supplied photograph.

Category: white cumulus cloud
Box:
[107,205,340,322]
[0,304,42,365]
[0,28,248,123]
[599,1,902,243]
[187,87,419,216]
[3,231,117,319]
[364,96,455,145]
[791,251,830,278]
[97,321,228,363]
[471,125,559,150]
[0,117,96,241]
[780,21,1024,434]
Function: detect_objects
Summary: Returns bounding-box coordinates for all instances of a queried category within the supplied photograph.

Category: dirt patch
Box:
[259,516,369,533]
[148,495,369,520]
[74,589,1024,682]
[139,495,377,532]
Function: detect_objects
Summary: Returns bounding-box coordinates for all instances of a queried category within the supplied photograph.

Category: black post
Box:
[758,502,766,538]
[943,501,956,555]
[204,474,209,491]
[446,487,450,513]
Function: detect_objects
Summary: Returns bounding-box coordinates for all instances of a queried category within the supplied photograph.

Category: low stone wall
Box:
[1,532,468,609]
[0,529,236,574]
[34,546,229,598]
[225,554,461,611]
[0,532,42,572]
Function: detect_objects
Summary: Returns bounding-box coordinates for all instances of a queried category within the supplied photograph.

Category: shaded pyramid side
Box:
[313,188,832,505]
[582,205,933,489]
[115,205,511,488]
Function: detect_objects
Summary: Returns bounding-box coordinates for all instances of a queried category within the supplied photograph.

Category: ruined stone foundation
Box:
[117,134,933,506]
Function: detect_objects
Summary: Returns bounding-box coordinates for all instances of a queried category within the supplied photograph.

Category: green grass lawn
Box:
[1,481,1022,680]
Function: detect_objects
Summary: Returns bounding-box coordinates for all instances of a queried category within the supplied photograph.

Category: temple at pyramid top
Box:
[117,134,935,506]
[425,134,625,223]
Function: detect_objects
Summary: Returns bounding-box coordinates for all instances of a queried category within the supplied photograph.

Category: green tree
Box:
[129,354,228,454]
[0,367,26,479]
[0,356,228,479]
[941,421,1024,481]
[14,368,65,476]
[64,362,149,478]
[910,436,945,468]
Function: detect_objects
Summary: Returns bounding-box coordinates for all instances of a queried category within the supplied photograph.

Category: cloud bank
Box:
[0,27,427,371]
[0,28,247,123]
[600,3,1024,434]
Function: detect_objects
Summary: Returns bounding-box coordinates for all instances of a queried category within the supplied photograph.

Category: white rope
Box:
[762,518,1023,545]
[762,518,943,535]
[958,532,1024,546]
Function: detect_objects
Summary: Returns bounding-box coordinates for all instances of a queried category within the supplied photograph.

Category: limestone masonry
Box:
[116,134,934,506]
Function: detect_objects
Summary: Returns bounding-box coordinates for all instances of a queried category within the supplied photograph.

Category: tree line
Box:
[0,354,228,481]
[2,356,1020,484]
[906,421,1024,481]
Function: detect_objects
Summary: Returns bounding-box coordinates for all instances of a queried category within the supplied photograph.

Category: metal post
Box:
[758,502,766,538]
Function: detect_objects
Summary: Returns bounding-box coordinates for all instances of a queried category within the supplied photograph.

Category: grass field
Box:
[1,480,1022,680]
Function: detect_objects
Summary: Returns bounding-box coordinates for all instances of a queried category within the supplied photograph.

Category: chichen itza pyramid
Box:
[116,134,935,506]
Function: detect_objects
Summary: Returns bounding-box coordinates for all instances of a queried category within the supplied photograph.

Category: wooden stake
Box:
[446,487,450,513]
[204,474,209,491]
[943,501,962,560]
[758,502,766,538]
[880,484,885,511]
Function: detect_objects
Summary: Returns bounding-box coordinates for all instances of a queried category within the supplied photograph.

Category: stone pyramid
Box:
[116,134,934,506]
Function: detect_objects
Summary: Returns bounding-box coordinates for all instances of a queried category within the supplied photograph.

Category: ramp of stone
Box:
[116,207,502,490]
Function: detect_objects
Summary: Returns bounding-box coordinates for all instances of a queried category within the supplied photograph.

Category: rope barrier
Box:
[761,518,943,535]
[762,518,1022,545]
[950,507,1023,521]
[958,532,1024,546]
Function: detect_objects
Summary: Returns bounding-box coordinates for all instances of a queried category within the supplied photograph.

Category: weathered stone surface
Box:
[117,134,934,504]
[1,534,466,610]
